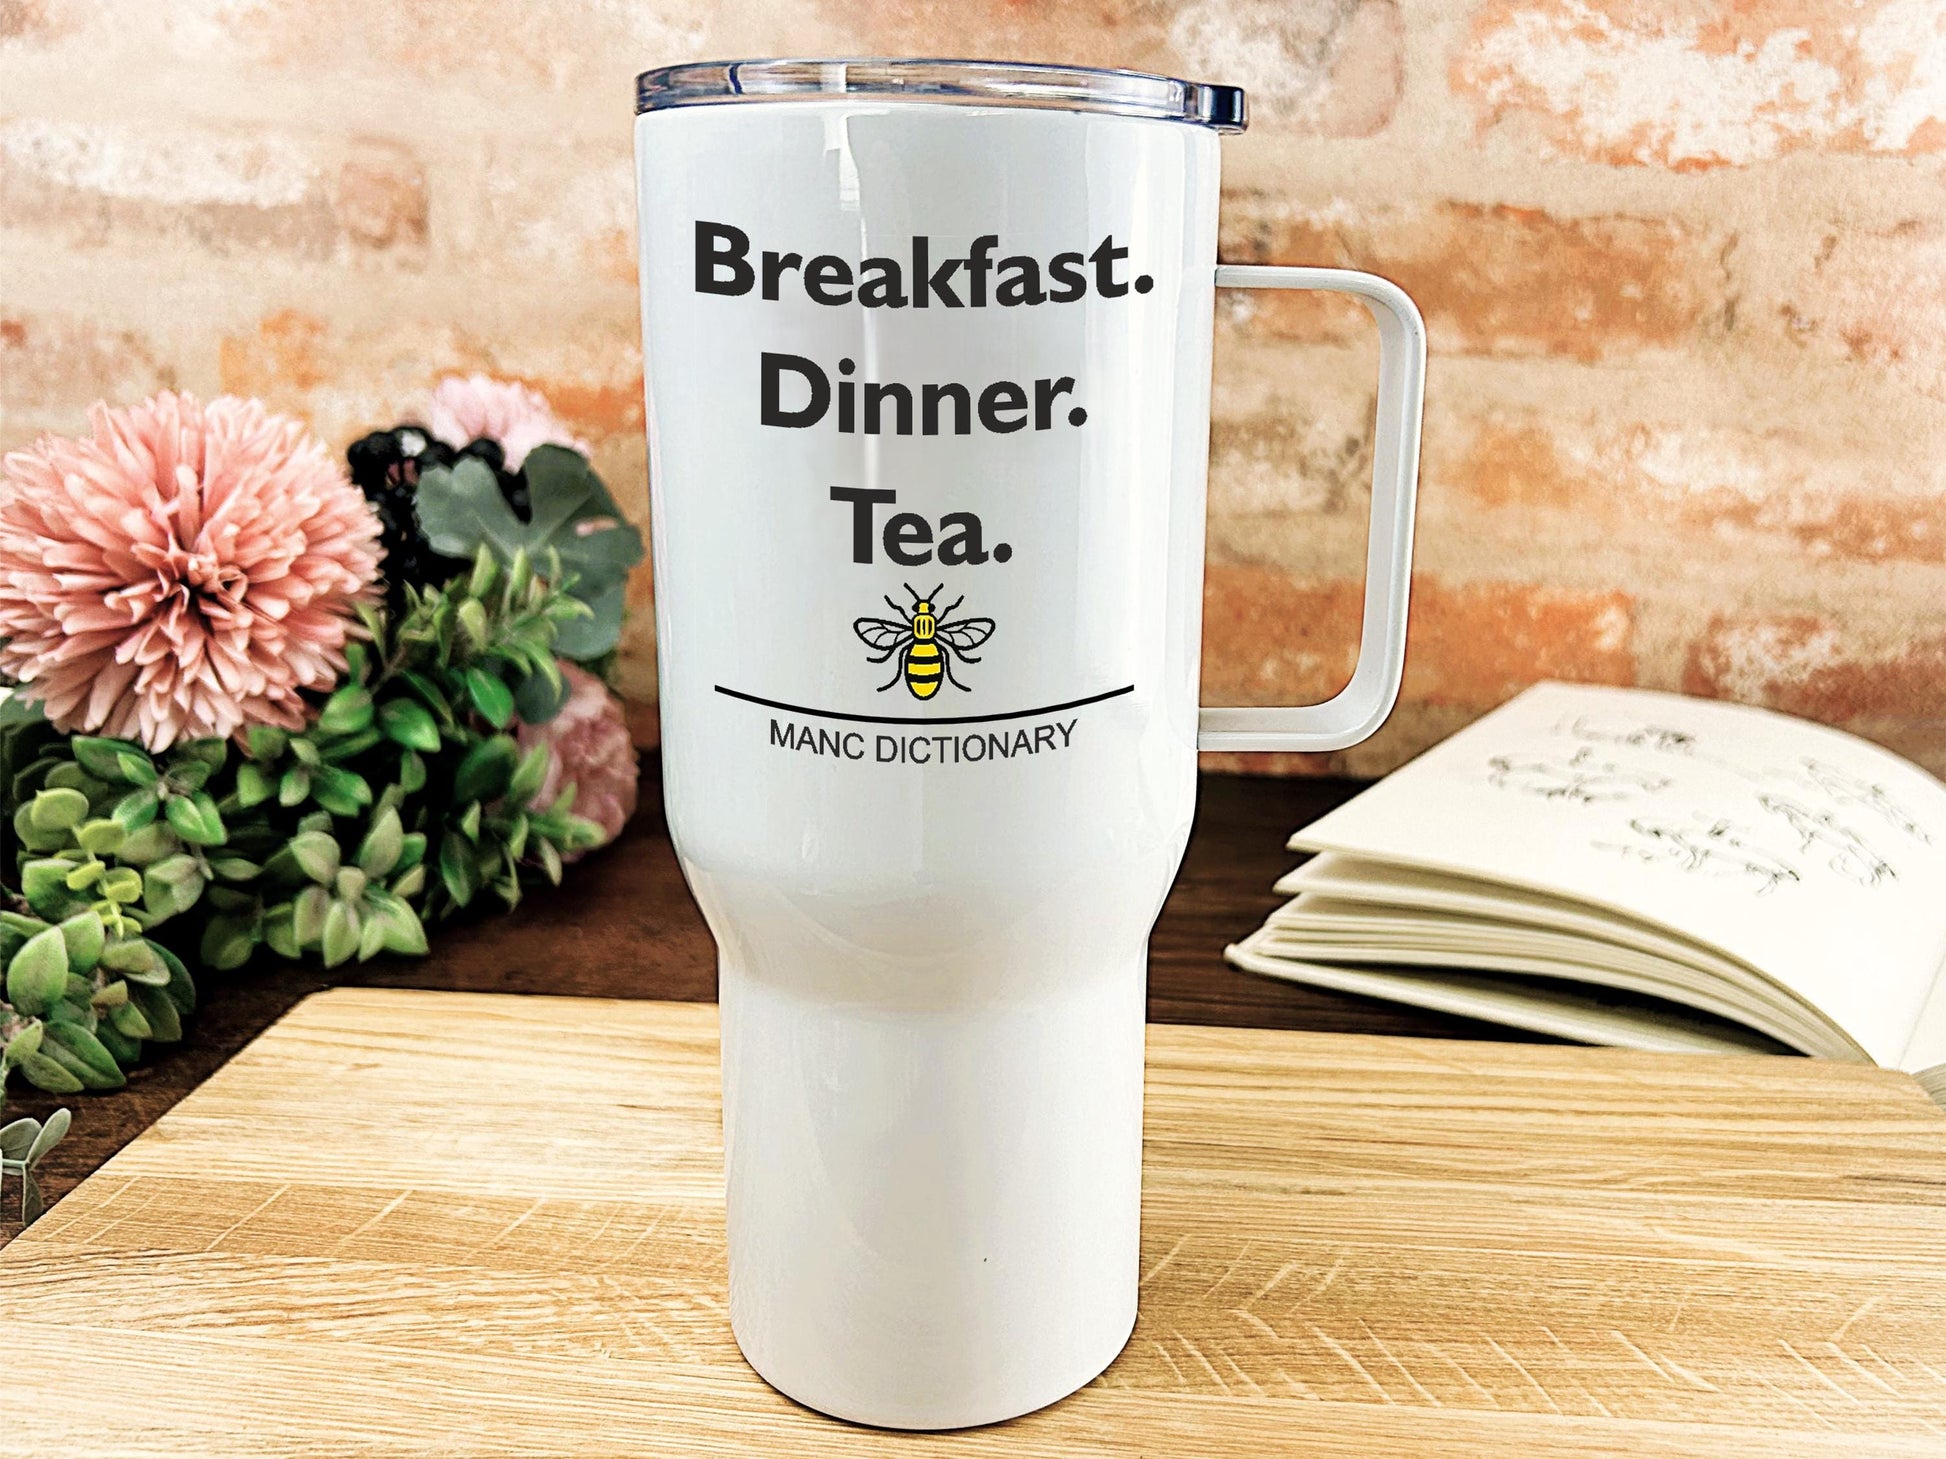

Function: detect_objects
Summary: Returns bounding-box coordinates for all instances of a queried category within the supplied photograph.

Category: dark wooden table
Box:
[0,759,1541,1240]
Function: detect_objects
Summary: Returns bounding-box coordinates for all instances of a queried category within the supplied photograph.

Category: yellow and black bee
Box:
[854,584,996,700]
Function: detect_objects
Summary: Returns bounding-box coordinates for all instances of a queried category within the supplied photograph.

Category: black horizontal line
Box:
[713,683,1135,726]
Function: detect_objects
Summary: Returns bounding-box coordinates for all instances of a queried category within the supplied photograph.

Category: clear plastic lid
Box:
[636,58,1246,132]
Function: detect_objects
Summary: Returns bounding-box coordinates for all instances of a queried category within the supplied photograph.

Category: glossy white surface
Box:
[634,98,1421,1428]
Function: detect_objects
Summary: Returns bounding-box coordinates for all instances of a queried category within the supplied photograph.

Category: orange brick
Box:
[839,0,1403,134]
[0,119,428,261]
[332,139,429,251]
[0,313,177,425]
[1202,565,1635,713]
[1201,564,1363,707]
[1685,614,1946,725]
[1219,197,1720,360]
[1443,415,1946,565]
[1405,577,1635,707]
[1455,0,1946,168]
[1771,220,1946,400]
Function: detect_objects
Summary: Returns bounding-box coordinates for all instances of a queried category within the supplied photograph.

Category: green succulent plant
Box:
[415,444,645,671]
[4,546,603,1024]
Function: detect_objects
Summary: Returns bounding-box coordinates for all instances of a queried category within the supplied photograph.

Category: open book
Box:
[1226,682,1946,1103]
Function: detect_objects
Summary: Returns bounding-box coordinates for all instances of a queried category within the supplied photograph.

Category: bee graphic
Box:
[853,583,996,700]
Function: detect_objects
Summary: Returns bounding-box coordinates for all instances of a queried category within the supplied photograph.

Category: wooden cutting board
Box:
[0,988,1943,1457]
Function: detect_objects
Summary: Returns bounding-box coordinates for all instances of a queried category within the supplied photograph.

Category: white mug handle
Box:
[1197,266,1426,752]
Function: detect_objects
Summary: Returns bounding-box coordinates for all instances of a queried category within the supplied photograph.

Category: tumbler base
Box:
[732,1303,1138,1431]
[717,955,1147,1432]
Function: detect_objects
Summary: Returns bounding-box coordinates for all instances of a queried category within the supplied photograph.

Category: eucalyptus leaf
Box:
[415,449,643,657]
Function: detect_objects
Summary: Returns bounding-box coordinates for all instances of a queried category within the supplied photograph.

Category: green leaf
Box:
[90,977,128,1010]
[388,863,427,901]
[293,884,331,947]
[438,831,478,908]
[321,900,360,968]
[143,854,206,920]
[372,892,430,956]
[70,736,144,783]
[25,1106,69,1166]
[115,821,179,866]
[31,786,90,833]
[508,742,551,806]
[537,838,563,887]
[152,940,195,1016]
[20,860,74,917]
[334,866,368,903]
[399,749,427,794]
[512,663,572,725]
[17,1050,82,1094]
[75,817,126,856]
[262,903,300,959]
[316,685,375,737]
[246,725,289,761]
[453,736,518,805]
[193,790,226,843]
[278,765,312,807]
[457,597,490,653]
[12,802,66,853]
[551,577,625,660]
[96,1019,141,1065]
[357,908,389,961]
[356,808,404,879]
[464,667,515,729]
[101,938,165,984]
[130,982,182,1043]
[415,448,644,635]
[108,997,152,1041]
[43,1020,124,1088]
[99,866,144,904]
[290,737,322,768]
[377,697,441,753]
[168,757,212,792]
[200,913,259,972]
[398,671,454,723]
[111,785,161,832]
[116,751,160,786]
[395,832,427,873]
[57,910,104,975]
[288,831,341,885]
[321,726,383,762]
[209,856,261,882]
[44,762,99,794]
[2,1020,42,1065]
[466,544,499,601]
[235,761,276,808]
[172,738,227,770]
[458,801,482,842]
[165,793,219,846]
[311,765,373,817]
[7,926,71,1015]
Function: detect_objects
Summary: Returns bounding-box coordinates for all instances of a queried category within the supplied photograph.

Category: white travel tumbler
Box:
[633,58,1424,1429]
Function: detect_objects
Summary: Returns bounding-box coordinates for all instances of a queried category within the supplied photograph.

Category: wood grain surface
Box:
[0,767,1551,1241]
[2,987,1943,1456]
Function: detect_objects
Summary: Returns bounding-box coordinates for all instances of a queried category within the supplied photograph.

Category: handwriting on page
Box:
[1474,711,1926,896]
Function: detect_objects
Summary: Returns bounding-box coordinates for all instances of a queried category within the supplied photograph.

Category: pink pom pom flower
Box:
[0,391,383,750]
[516,661,638,857]
[425,374,589,472]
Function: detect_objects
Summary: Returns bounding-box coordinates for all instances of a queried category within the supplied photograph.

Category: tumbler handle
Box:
[1197,266,1425,752]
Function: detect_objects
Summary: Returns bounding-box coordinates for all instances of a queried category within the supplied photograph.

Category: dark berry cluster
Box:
[347,426,531,610]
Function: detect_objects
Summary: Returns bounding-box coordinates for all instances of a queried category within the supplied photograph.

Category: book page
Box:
[1289,683,1946,1067]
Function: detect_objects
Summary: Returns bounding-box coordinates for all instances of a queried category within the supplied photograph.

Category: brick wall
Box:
[3,2,1943,774]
